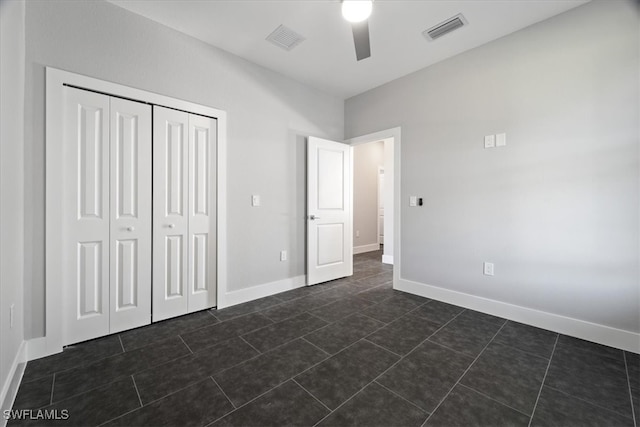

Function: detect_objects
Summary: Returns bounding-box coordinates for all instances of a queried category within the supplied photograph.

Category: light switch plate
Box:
[251,195,260,207]
[496,133,506,147]
[484,135,496,149]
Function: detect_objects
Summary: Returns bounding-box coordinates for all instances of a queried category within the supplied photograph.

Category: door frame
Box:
[44,67,228,357]
[345,127,401,284]
[378,165,384,245]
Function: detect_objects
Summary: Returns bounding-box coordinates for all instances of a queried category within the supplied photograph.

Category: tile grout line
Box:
[39,345,196,407]
[178,334,194,354]
[98,378,214,426]
[49,373,56,405]
[442,334,553,364]
[457,383,531,419]
[130,375,144,408]
[544,383,637,421]
[363,338,404,358]
[623,352,638,427]
[117,334,126,353]
[98,406,141,426]
[424,339,479,359]
[239,335,263,355]
[313,309,468,427]
[24,338,138,385]
[292,378,333,413]
[210,332,335,382]
[527,334,558,427]
[375,380,431,417]
[205,375,328,427]
[421,321,508,427]
[300,337,332,357]
[210,376,237,409]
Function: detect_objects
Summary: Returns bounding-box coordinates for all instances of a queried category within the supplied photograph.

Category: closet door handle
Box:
[167,224,175,229]
[127,226,135,232]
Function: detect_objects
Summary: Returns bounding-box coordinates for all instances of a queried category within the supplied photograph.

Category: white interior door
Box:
[307,136,353,285]
[188,114,217,312]
[63,87,110,344]
[109,97,152,333]
[153,106,189,321]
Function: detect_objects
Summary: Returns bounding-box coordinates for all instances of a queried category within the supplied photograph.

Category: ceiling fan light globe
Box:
[341,0,373,23]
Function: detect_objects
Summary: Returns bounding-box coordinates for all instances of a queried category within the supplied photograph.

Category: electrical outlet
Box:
[251,195,260,207]
[280,250,287,261]
[356,230,360,238]
[483,262,494,276]
[10,303,15,329]
[496,133,507,147]
[409,196,417,207]
[484,135,496,149]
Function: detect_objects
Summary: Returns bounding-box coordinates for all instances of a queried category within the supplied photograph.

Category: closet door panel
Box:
[63,87,110,345]
[188,115,217,312]
[153,106,189,321]
[109,97,152,333]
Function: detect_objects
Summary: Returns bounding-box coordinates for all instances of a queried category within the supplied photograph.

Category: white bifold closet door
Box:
[153,106,217,322]
[63,87,151,345]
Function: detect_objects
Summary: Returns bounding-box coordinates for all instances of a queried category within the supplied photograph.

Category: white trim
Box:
[353,243,380,255]
[377,165,384,245]
[382,255,394,265]
[26,337,49,361]
[45,67,227,355]
[345,127,401,279]
[1,341,27,423]
[219,275,306,309]
[397,278,640,353]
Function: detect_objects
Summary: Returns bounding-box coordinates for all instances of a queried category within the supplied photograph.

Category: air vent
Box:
[266,25,306,51]
[422,14,467,41]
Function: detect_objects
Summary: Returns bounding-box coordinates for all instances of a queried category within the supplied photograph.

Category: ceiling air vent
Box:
[422,14,467,41]
[266,25,306,51]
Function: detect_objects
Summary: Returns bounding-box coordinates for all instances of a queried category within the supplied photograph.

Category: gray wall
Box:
[1,0,26,401]
[24,0,344,338]
[353,141,384,249]
[345,0,639,333]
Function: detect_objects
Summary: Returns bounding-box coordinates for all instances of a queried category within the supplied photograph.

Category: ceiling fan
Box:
[342,0,372,61]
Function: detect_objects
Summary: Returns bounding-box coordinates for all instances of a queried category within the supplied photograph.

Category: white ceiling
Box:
[108,0,589,99]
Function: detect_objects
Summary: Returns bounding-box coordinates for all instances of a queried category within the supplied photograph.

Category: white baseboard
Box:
[1,340,27,424]
[218,275,306,309]
[382,254,394,265]
[26,337,51,361]
[354,244,380,255]
[396,278,640,354]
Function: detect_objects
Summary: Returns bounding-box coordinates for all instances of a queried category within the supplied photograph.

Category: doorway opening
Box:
[346,127,401,288]
[350,137,394,266]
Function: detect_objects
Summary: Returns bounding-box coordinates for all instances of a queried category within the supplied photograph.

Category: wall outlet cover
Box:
[484,135,496,148]
[483,262,494,276]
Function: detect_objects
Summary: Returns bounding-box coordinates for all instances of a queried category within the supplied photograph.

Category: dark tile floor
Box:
[9,250,639,426]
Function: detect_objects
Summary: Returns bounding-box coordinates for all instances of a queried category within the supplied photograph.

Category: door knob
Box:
[127,226,135,232]
[309,215,321,220]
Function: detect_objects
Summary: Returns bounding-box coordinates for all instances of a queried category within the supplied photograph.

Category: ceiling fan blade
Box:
[351,21,371,61]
